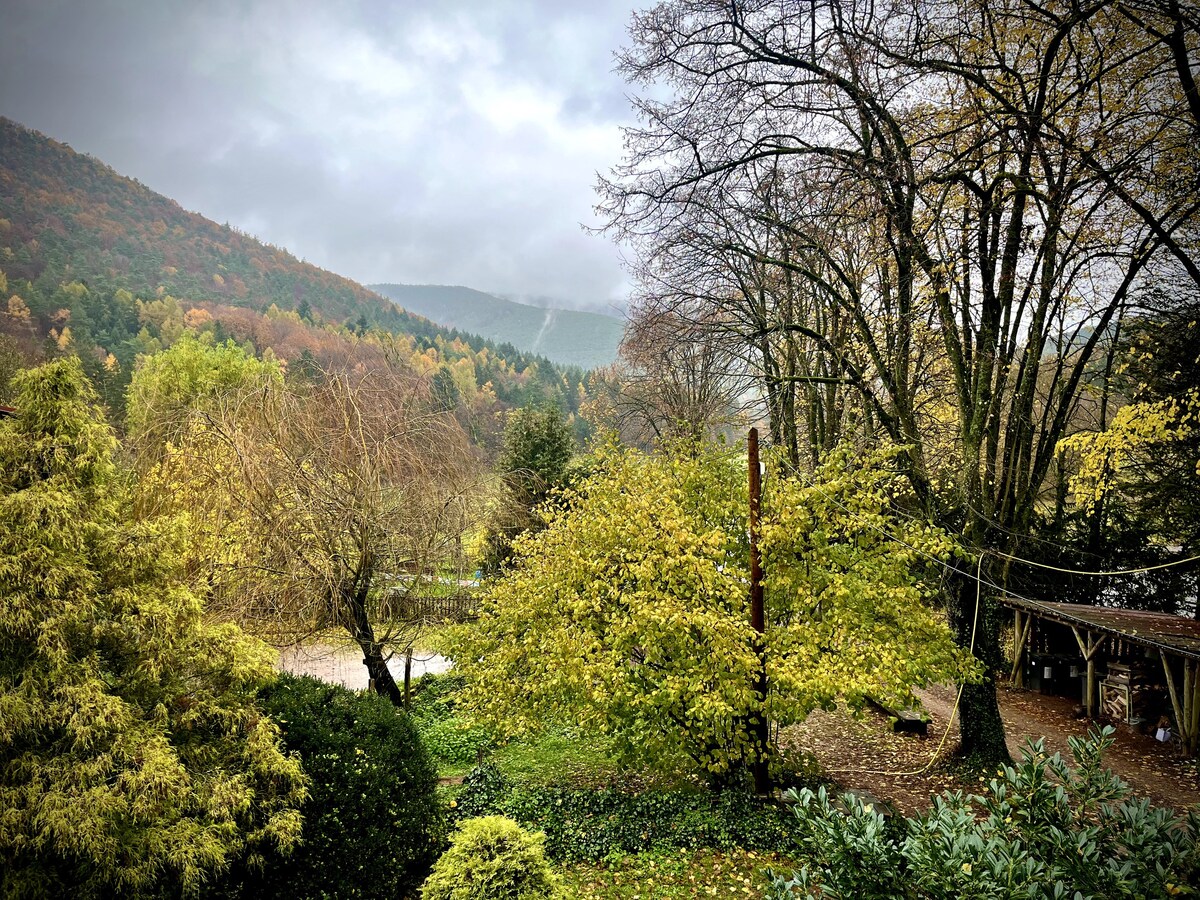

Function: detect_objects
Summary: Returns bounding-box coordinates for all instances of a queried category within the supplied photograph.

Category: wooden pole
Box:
[1010,611,1030,686]
[748,427,770,794]
[1185,660,1195,753]
[1070,627,1106,718]
[403,647,413,710]
[1162,651,1185,745]
[1190,661,1200,755]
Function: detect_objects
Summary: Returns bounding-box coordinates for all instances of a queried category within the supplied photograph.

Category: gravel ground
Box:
[277,642,452,691]
[784,683,1200,816]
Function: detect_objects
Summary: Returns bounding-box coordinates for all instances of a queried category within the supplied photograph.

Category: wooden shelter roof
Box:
[999,596,1200,661]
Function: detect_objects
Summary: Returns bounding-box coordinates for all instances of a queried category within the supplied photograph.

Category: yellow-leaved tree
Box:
[449,441,972,785]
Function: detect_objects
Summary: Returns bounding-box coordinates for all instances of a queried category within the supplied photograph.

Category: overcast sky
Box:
[0,0,647,310]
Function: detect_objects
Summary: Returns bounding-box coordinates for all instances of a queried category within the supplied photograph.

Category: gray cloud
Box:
[0,0,643,308]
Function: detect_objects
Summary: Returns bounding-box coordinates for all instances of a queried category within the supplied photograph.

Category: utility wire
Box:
[989,550,1200,578]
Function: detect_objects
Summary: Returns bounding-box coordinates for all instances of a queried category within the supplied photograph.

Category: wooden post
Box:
[403,647,413,710]
[1185,660,1195,754]
[1190,660,1200,755]
[748,427,769,795]
[1009,610,1031,687]
[1162,651,1186,748]
[1070,627,1106,718]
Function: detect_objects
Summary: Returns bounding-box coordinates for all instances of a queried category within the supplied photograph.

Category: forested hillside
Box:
[0,118,594,428]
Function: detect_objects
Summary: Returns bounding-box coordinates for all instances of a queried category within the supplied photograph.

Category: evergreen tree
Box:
[0,358,306,898]
[479,405,575,574]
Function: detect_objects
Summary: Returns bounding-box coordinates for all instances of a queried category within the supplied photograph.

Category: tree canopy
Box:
[451,441,971,783]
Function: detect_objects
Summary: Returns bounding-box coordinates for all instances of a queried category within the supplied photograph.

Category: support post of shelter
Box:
[1186,659,1196,754]
[1161,651,1200,755]
[1071,627,1106,719]
[1010,610,1031,687]
[1192,660,1200,753]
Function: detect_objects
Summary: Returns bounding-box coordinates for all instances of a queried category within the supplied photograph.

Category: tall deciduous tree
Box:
[0,358,306,898]
[600,0,1199,763]
[135,351,480,707]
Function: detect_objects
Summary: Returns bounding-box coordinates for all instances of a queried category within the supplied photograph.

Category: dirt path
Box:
[784,684,1200,817]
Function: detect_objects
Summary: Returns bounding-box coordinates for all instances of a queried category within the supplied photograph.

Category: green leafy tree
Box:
[0,358,306,898]
[451,441,970,784]
[125,331,282,459]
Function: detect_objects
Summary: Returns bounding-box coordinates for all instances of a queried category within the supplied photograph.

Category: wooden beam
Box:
[1191,661,1200,755]
[1072,626,1087,658]
[1185,661,1196,753]
[1163,651,1186,743]
[1010,611,1031,685]
[1071,628,1107,718]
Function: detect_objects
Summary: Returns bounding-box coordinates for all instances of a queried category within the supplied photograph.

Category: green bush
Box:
[222,674,442,899]
[411,672,494,765]
[420,717,494,765]
[769,726,1200,900]
[412,672,468,716]
[453,762,802,861]
[421,816,562,900]
[455,760,512,819]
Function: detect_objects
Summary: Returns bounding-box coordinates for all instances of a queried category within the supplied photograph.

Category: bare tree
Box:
[596,302,743,447]
[600,0,1200,761]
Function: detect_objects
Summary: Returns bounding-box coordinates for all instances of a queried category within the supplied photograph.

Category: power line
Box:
[990,550,1200,578]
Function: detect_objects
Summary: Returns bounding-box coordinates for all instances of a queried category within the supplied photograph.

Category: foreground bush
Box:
[770,727,1200,899]
[228,674,441,899]
[421,816,561,900]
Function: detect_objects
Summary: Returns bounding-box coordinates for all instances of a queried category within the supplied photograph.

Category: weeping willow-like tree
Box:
[0,358,306,899]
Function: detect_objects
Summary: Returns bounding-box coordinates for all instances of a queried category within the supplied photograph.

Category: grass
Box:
[490,728,625,788]
[558,849,793,899]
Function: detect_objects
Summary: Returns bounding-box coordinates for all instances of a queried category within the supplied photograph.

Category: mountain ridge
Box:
[370,282,623,370]
[0,116,596,420]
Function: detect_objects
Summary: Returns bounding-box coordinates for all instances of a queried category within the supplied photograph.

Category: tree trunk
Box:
[345,579,407,707]
[948,570,1011,765]
[359,642,405,707]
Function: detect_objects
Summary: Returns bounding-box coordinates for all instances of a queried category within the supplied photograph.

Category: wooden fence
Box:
[386,593,480,624]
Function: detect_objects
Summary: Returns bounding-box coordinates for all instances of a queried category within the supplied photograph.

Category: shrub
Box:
[453,762,802,861]
[420,717,494,765]
[226,674,442,899]
[411,672,494,765]
[455,761,512,820]
[421,816,562,900]
[769,726,1200,900]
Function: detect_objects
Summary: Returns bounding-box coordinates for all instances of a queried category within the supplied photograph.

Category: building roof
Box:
[999,596,1200,661]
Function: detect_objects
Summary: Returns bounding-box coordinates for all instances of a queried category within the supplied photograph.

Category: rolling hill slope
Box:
[370,283,623,370]
[0,117,597,420]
